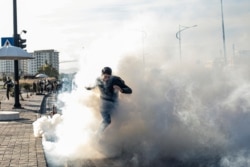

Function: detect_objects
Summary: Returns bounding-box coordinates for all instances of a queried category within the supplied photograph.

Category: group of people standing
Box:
[2,77,64,100]
[33,79,62,94]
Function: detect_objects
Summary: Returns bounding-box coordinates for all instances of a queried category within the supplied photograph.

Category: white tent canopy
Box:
[0,43,33,60]
[35,73,48,78]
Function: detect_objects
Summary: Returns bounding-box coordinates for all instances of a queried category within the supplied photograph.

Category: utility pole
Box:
[176,25,197,62]
[13,0,22,108]
[220,0,227,64]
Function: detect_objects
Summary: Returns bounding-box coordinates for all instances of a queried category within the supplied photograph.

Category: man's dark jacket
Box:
[92,76,132,102]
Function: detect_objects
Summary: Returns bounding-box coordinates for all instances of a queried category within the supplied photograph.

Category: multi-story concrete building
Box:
[28,49,59,75]
[0,49,59,77]
[0,60,14,77]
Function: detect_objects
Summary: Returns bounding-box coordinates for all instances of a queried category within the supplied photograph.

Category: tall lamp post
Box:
[13,0,22,108]
[176,25,197,62]
[220,0,227,64]
[13,0,29,108]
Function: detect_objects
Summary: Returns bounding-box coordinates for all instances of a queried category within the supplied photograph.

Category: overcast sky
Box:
[0,0,249,73]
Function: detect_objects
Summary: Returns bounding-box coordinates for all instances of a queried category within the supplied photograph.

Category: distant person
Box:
[4,77,14,100]
[85,67,132,133]
[33,81,37,93]
[39,80,45,94]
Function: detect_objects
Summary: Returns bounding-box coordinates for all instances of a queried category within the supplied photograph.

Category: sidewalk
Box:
[0,91,47,167]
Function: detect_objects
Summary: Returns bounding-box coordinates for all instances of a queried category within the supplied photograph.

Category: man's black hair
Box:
[102,67,112,75]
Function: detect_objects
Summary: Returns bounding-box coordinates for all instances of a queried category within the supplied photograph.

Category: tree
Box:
[38,62,59,78]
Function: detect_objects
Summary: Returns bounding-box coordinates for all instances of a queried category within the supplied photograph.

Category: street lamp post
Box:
[13,0,25,108]
[176,25,197,62]
[220,0,227,64]
[13,0,22,108]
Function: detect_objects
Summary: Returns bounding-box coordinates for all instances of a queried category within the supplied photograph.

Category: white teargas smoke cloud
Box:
[33,18,250,167]
[34,52,250,167]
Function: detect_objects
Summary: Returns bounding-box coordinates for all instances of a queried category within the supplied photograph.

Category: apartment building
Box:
[0,60,13,76]
[29,49,59,75]
[0,49,59,77]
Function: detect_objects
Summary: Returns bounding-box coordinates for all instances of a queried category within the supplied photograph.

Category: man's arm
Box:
[122,86,132,94]
[85,79,98,90]
[3,81,9,88]
[84,77,100,90]
[113,77,132,94]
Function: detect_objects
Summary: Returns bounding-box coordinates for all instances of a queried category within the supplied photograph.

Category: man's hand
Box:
[113,85,123,93]
[85,87,92,90]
